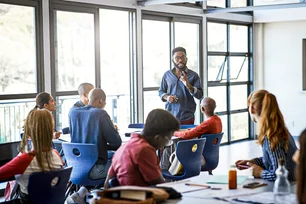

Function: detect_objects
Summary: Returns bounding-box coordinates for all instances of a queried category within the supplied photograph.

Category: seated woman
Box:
[104,109,180,188]
[236,89,297,181]
[0,109,64,203]
[294,129,306,203]
[35,92,61,139]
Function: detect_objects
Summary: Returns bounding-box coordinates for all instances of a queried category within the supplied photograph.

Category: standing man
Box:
[158,47,203,124]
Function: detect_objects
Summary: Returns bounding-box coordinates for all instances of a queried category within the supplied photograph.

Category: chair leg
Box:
[208,170,213,175]
[65,181,74,200]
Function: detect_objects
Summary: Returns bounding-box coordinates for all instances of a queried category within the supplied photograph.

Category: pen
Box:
[185,183,211,188]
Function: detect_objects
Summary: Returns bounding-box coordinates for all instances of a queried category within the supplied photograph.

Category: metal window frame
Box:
[50,1,137,126]
[207,20,253,144]
[141,12,203,123]
[0,0,44,100]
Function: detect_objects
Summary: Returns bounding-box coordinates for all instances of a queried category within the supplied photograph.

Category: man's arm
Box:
[173,120,211,140]
[192,74,203,100]
[104,166,116,189]
[158,74,168,102]
[101,114,122,151]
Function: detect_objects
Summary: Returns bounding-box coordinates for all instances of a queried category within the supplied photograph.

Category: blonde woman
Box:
[0,109,63,203]
[236,89,297,181]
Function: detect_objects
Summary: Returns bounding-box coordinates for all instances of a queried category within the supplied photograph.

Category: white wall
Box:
[255,21,306,136]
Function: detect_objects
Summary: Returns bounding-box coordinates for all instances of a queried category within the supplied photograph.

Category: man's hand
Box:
[114,124,118,131]
[53,132,62,139]
[180,71,194,93]
[179,71,189,87]
[167,95,178,103]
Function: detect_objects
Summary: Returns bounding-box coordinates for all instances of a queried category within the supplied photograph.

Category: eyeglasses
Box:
[173,55,186,61]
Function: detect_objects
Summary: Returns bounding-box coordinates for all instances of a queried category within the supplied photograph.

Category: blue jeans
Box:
[88,151,114,180]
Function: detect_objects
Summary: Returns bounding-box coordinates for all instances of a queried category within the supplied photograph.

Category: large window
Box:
[52,5,135,130]
[0,1,41,142]
[99,9,132,128]
[142,16,201,123]
[207,21,252,143]
[54,10,95,92]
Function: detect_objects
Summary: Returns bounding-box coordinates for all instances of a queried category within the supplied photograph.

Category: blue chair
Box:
[200,132,224,175]
[61,143,106,187]
[128,123,144,128]
[27,167,73,204]
[108,177,120,188]
[179,124,196,129]
[162,138,206,181]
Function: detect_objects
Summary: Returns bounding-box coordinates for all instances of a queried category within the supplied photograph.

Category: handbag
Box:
[90,186,169,204]
[4,180,20,201]
[168,151,184,175]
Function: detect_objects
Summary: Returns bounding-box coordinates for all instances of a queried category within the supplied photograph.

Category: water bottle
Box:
[273,158,290,204]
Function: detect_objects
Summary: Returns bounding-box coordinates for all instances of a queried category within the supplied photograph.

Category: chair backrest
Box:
[179,124,196,129]
[128,123,144,128]
[108,177,120,188]
[27,167,72,204]
[176,138,206,179]
[200,132,224,172]
[61,142,104,186]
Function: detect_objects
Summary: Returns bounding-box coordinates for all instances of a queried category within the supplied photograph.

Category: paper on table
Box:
[157,180,209,193]
[207,175,248,185]
[225,191,297,204]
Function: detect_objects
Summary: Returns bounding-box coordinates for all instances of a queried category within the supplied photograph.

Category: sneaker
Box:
[66,192,87,204]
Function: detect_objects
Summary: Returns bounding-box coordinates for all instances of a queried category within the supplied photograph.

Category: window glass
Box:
[208,22,227,52]
[230,25,248,53]
[207,0,225,8]
[100,9,131,128]
[56,95,78,131]
[175,22,199,73]
[208,86,227,112]
[0,99,35,142]
[230,56,248,82]
[208,56,227,82]
[54,10,95,91]
[143,20,170,88]
[219,115,228,143]
[175,21,201,123]
[231,0,247,7]
[231,112,249,141]
[0,3,37,94]
[230,85,248,110]
[143,91,165,121]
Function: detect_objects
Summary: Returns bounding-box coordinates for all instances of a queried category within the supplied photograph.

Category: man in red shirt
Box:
[174,97,222,139]
[104,109,180,188]
[160,97,222,170]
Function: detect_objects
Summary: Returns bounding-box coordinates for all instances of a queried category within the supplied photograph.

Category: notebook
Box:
[207,175,248,185]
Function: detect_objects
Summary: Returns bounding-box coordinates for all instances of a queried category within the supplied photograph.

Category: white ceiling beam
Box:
[137,0,203,6]
[205,2,306,13]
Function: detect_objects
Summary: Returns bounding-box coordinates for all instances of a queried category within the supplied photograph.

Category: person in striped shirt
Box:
[235,89,297,181]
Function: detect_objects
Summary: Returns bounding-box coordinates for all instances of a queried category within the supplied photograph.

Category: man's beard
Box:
[173,60,187,71]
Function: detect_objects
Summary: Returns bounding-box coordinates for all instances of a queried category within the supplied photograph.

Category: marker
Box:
[185,183,211,188]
